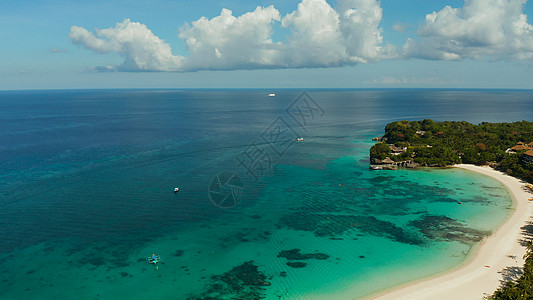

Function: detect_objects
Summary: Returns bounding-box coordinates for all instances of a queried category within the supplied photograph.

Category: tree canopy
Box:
[370,120,533,182]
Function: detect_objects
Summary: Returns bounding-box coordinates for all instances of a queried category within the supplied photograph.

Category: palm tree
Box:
[524,241,533,261]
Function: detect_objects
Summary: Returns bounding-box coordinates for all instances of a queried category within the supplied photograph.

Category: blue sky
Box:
[2,0,533,90]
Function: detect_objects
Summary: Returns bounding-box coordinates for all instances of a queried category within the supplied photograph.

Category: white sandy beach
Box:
[371,164,533,300]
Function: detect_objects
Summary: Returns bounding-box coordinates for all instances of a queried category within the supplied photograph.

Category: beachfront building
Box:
[506,142,532,153]
[390,145,407,155]
[524,150,533,164]
[381,157,395,164]
[370,156,418,170]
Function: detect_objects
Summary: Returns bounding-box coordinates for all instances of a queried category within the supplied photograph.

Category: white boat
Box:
[174,187,179,193]
[268,93,276,97]
[296,137,304,141]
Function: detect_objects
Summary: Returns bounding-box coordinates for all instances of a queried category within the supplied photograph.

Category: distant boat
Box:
[146,254,163,264]
[296,137,304,141]
[174,187,179,193]
[268,93,276,97]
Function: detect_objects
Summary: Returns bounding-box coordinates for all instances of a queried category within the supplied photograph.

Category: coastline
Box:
[369,164,533,300]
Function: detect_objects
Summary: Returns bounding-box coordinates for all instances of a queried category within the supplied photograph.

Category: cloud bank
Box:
[70,0,390,72]
[178,6,281,70]
[404,0,533,60]
[70,0,533,72]
[70,20,185,71]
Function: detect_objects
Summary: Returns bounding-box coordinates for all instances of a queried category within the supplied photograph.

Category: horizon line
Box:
[2,87,533,93]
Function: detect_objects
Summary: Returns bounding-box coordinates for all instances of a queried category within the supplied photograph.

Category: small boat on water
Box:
[174,187,179,193]
[296,137,304,141]
[147,254,163,264]
[268,93,276,97]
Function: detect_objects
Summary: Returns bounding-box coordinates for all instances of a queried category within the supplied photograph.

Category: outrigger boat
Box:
[146,254,163,264]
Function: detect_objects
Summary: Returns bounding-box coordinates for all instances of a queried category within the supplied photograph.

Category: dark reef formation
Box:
[277,248,330,268]
[280,213,424,246]
[187,261,271,300]
[411,215,489,244]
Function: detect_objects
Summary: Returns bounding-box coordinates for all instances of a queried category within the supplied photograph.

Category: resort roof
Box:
[528,142,533,147]
[382,157,395,164]
[525,150,533,157]
[510,144,530,151]
[390,145,406,152]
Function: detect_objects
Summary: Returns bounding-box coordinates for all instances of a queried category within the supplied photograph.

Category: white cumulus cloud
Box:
[69,0,389,72]
[280,0,347,66]
[338,0,393,62]
[69,19,185,71]
[403,0,533,60]
[178,6,281,70]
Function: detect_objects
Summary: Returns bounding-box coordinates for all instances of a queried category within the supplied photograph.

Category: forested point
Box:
[369,119,533,183]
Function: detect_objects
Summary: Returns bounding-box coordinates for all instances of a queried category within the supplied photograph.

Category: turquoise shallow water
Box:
[0,157,511,300]
[0,89,527,299]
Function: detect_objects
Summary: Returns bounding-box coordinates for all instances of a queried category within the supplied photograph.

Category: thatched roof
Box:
[390,145,406,152]
[510,144,530,151]
[382,157,395,164]
[525,150,533,157]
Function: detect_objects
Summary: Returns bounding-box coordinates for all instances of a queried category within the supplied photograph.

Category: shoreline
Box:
[369,164,533,300]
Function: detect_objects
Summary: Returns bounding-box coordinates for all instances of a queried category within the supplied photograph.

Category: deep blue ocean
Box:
[0,89,532,299]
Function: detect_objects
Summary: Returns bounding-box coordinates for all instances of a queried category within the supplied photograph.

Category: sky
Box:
[2,0,533,90]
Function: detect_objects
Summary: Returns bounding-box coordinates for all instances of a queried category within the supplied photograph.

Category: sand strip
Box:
[371,164,533,300]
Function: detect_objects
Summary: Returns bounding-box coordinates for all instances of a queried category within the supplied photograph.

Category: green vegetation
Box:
[488,242,533,299]
[370,120,533,182]
[369,142,394,160]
